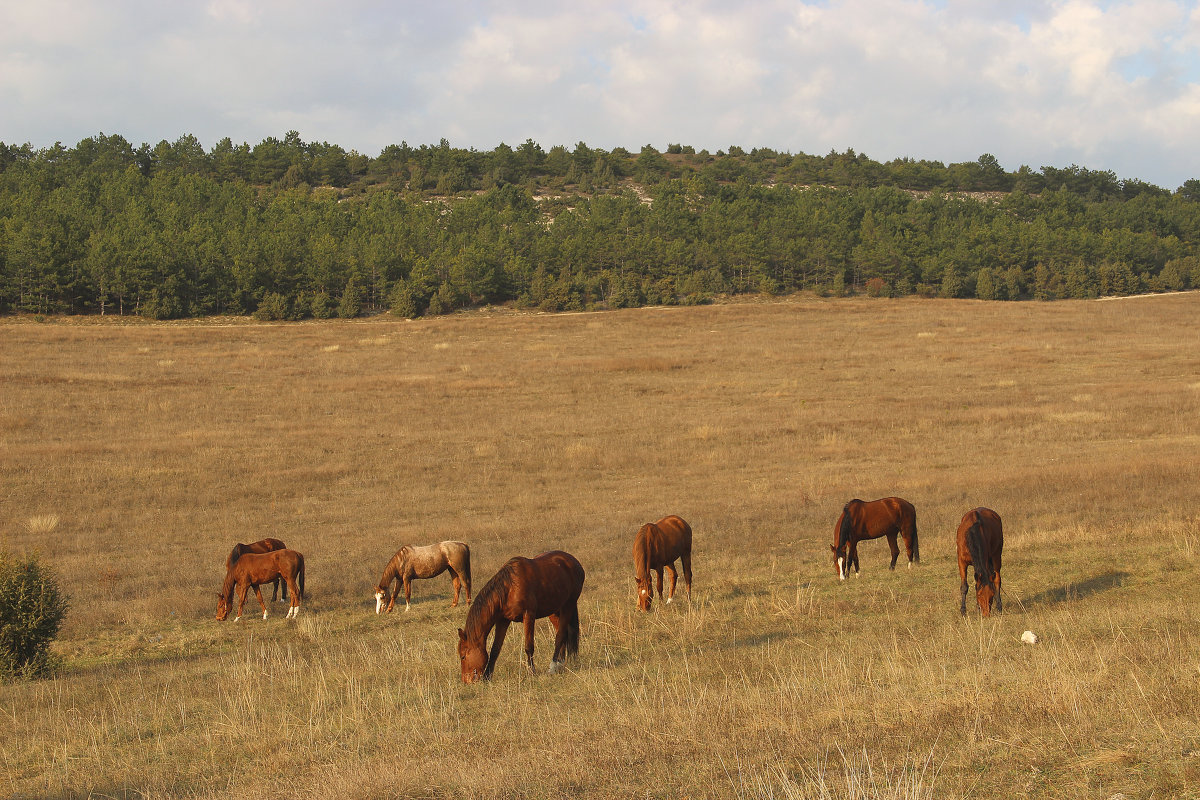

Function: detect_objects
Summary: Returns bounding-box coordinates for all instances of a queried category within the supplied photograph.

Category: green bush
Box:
[0,551,69,680]
[253,292,291,321]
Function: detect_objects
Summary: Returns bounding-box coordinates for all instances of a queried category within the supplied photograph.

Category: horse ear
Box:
[457,627,466,642]
[830,544,837,553]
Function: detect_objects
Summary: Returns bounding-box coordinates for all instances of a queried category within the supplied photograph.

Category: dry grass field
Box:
[2,295,1199,799]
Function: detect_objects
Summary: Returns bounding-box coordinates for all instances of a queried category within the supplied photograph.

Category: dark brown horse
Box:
[217,549,305,622]
[830,497,919,580]
[374,541,472,613]
[227,538,288,601]
[457,550,584,683]
[632,515,693,611]
[957,507,1003,617]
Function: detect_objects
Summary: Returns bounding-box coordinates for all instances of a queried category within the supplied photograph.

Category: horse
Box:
[957,507,1003,617]
[216,549,306,622]
[830,497,919,580]
[457,550,584,683]
[632,515,693,611]
[226,538,288,601]
[374,541,472,613]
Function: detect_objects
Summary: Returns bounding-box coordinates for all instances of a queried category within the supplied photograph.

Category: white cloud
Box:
[1,0,1199,186]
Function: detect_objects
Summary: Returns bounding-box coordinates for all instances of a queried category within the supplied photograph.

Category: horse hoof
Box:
[262,612,269,620]
[666,597,673,604]
[548,661,564,675]
[404,604,410,613]
[234,616,242,623]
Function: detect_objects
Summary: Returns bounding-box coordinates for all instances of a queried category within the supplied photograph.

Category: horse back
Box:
[227,537,287,569]
[956,508,1003,563]
[232,548,303,585]
[857,497,915,538]
[635,516,691,571]
[509,551,585,617]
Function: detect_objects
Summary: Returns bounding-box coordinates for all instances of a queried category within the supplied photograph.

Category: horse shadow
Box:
[1023,571,1130,607]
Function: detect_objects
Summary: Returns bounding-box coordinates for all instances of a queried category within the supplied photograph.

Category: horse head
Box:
[635,575,654,611]
[830,542,851,580]
[975,575,996,617]
[216,592,231,621]
[374,585,390,614]
[458,628,488,683]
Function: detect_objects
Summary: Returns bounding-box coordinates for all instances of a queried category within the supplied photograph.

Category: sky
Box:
[3,0,1200,188]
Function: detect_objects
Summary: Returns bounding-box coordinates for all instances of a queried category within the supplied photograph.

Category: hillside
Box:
[3,134,1200,319]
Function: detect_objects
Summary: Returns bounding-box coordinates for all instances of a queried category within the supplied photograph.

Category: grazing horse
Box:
[217,549,305,622]
[831,497,919,580]
[374,541,472,613]
[457,550,584,683]
[226,538,288,601]
[957,508,1003,617]
[632,515,693,611]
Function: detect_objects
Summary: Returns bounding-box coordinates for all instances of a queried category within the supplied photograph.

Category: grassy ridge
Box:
[2,295,1199,798]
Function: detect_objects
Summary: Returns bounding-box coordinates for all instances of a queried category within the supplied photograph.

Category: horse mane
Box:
[633,524,653,579]
[463,561,514,643]
[965,520,994,588]
[837,501,859,551]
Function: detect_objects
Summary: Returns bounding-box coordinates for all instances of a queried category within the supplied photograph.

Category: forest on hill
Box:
[2,132,1200,318]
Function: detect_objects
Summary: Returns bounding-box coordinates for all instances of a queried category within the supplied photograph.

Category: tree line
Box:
[2,132,1199,318]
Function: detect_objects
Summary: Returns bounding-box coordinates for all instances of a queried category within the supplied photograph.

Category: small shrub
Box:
[310,291,336,319]
[338,280,363,319]
[0,551,69,680]
[253,293,291,321]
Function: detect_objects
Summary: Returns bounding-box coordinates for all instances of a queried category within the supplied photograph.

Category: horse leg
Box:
[665,563,678,604]
[548,613,566,673]
[403,576,412,612]
[887,534,900,570]
[253,585,268,620]
[959,563,969,616]
[682,552,693,600]
[850,543,861,578]
[523,611,538,673]
[385,579,397,613]
[655,568,665,604]
[449,571,461,607]
[271,577,279,603]
[994,568,1003,614]
[285,575,301,619]
[484,620,510,679]
[235,585,250,622]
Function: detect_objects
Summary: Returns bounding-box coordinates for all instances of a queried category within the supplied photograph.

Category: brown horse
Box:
[633,515,693,611]
[216,549,305,622]
[374,541,472,613]
[457,550,584,683]
[957,507,1003,617]
[831,497,919,580]
[226,538,288,601]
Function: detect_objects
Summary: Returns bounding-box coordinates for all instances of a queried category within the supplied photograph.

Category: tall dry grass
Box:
[1,295,1199,798]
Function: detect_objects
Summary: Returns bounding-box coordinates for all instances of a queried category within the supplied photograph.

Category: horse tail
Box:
[227,543,243,569]
[909,511,920,564]
[564,603,581,658]
[964,521,992,589]
[462,546,472,594]
[298,553,306,601]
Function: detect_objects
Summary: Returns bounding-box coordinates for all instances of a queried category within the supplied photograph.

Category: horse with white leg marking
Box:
[632,515,693,611]
[373,541,471,613]
[217,549,305,622]
[830,497,919,581]
[226,537,288,601]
